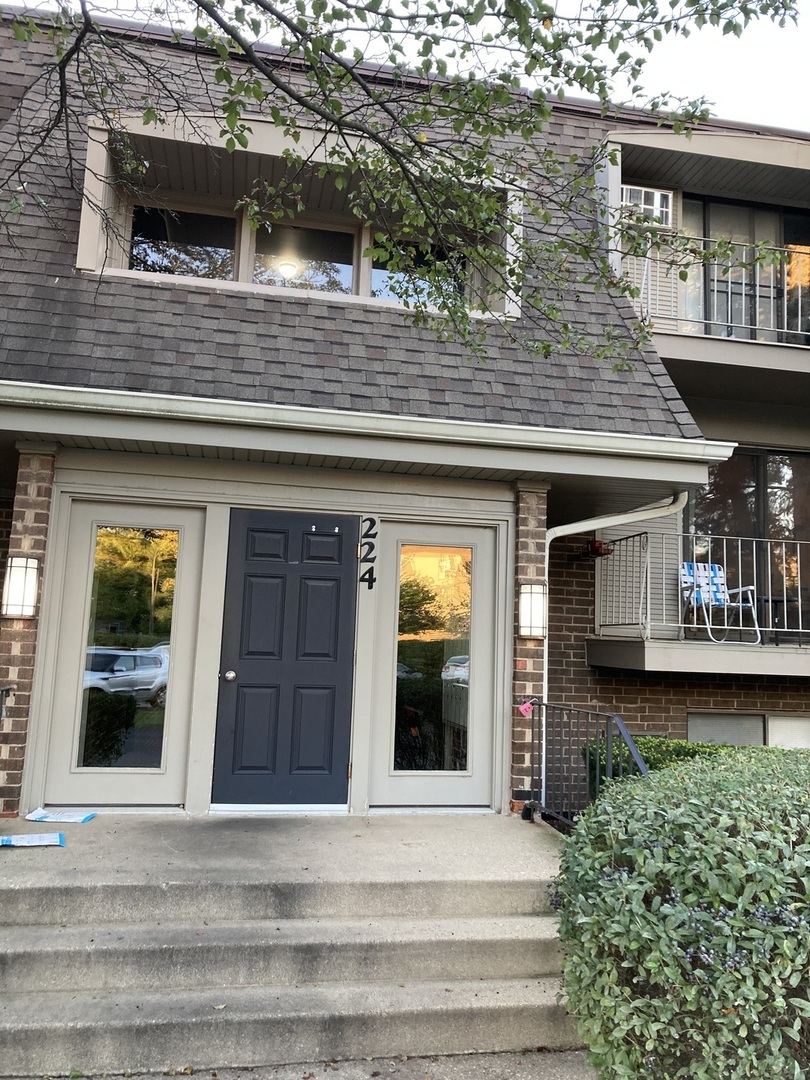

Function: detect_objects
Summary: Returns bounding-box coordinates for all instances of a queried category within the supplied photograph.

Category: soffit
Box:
[124,135,356,213]
[664,357,810,410]
[620,141,810,209]
[0,427,699,529]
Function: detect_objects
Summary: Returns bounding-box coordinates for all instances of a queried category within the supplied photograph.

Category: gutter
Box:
[0,380,734,465]
[539,490,689,805]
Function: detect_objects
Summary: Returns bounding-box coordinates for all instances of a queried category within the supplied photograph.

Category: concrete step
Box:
[0,1052,599,1080]
[0,877,553,926]
[0,977,579,1076]
[0,914,562,993]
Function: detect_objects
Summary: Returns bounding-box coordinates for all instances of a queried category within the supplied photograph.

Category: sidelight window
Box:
[76,526,178,770]
[393,544,472,773]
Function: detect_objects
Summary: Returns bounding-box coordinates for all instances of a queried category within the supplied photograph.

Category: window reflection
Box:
[694,451,810,543]
[394,545,472,772]
[371,245,466,302]
[693,451,810,634]
[129,207,235,280]
[76,527,178,770]
[253,224,354,292]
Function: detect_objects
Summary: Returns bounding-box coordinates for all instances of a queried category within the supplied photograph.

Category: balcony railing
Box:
[597,531,810,644]
[624,237,810,345]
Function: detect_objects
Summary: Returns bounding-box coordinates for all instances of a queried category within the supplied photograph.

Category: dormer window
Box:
[253,223,355,293]
[77,119,515,316]
[129,207,237,280]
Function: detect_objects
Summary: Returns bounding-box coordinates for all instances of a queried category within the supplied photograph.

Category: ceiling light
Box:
[276,259,299,280]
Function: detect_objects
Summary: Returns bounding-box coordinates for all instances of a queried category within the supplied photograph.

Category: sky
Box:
[628,0,810,133]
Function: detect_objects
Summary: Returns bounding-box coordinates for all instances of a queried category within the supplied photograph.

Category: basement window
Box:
[688,712,810,750]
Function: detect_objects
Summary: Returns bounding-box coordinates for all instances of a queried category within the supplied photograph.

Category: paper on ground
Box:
[0,832,65,847]
[25,807,97,823]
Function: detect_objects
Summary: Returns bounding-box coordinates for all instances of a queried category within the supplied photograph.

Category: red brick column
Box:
[0,444,57,817]
[511,484,547,803]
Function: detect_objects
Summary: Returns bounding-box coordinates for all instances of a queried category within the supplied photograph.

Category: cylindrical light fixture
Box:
[1,556,40,617]
[518,581,547,638]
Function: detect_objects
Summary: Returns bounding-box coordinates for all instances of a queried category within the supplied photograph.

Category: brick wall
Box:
[511,485,547,801]
[0,498,14,573]
[548,533,810,737]
[0,447,56,816]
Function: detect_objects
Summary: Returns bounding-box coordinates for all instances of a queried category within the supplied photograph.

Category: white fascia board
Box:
[607,128,810,172]
[94,114,364,161]
[0,380,734,479]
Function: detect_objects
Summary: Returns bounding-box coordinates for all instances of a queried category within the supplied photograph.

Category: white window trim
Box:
[620,184,675,229]
[77,116,520,319]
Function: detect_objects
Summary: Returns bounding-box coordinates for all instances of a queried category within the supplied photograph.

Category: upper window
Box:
[129,207,237,280]
[252,223,355,292]
[76,123,513,314]
[621,185,673,228]
[125,201,494,308]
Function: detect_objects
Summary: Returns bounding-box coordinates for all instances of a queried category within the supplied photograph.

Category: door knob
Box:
[223,670,237,681]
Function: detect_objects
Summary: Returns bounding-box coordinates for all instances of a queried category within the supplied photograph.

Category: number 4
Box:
[360,565,377,590]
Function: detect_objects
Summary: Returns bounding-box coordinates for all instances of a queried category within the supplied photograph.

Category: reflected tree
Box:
[91,528,178,638]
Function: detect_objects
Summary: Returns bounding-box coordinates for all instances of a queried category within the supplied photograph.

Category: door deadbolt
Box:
[223,670,237,681]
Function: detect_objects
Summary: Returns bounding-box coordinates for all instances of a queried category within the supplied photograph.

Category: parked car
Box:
[396,662,424,680]
[84,647,169,707]
[441,655,469,681]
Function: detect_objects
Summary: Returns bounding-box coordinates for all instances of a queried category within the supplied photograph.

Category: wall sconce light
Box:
[518,581,547,638]
[1,556,40,617]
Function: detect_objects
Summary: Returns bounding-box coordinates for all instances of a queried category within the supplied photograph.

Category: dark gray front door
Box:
[212,509,359,805]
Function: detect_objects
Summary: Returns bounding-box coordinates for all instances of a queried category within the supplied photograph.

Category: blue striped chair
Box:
[679,562,761,644]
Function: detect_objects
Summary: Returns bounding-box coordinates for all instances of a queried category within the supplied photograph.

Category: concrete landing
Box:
[0,811,564,889]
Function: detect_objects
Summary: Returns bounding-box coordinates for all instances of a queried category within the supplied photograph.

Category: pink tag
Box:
[518,700,535,718]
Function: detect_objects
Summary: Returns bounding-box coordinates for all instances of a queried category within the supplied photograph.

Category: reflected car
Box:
[84,647,169,707]
[396,662,424,680]
[441,655,469,681]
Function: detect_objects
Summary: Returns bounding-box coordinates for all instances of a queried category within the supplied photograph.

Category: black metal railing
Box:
[525,701,649,829]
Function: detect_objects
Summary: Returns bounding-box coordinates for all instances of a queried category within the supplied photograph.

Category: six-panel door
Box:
[211,509,360,805]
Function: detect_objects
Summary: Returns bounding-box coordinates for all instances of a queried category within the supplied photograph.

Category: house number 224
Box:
[359,517,378,590]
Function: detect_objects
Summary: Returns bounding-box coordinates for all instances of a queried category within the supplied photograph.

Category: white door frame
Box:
[367,520,500,807]
[21,454,514,814]
[37,499,206,806]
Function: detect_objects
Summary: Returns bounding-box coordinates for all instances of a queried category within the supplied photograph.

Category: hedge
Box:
[585,735,732,798]
[555,748,810,1079]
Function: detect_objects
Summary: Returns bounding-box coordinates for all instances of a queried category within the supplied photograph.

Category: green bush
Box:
[633,735,733,772]
[584,735,732,799]
[555,748,810,1079]
[80,689,137,767]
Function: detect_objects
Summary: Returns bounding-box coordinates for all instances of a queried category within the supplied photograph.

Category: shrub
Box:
[555,748,810,1079]
[80,689,137,767]
[584,735,732,799]
[633,735,733,772]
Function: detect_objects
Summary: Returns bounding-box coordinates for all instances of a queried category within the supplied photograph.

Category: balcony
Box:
[624,238,810,347]
[587,531,810,677]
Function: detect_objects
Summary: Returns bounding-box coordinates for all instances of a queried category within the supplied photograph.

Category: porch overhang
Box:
[610,128,810,208]
[0,380,734,525]
[586,636,810,678]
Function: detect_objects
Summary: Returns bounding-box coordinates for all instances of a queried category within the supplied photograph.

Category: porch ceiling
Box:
[619,135,810,208]
[0,426,690,527]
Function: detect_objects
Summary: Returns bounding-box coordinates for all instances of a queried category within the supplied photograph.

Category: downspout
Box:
[539,489,689,805]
